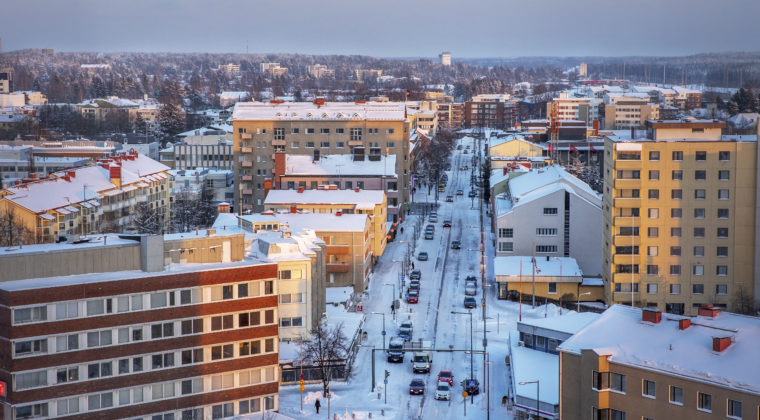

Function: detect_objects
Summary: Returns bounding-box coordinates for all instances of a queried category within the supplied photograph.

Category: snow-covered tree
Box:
[300,322,349,399]
[132,202,162,234]
[170,191,198,233]
[155,104,185,146]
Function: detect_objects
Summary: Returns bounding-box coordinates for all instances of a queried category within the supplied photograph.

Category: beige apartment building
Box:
[559,305,760,420]
[232,101,411,215]
[602,95,660,130]
[603,119,758,315]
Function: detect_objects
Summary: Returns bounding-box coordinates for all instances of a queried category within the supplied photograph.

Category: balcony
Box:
[348,140,363,146]
[613,254,640,265]
[614,160,641,170]
[613,235,640,247]
[613,216,640,227]
[241,133,252,140]
[272,140,286,146]
[241,161,253,167]
[242,189,253,195]
[613,291,641,303]
[614,178,640,189]
[614,197,640,208]
[327,263,350,273]
[240,147,252,153]
[613,273,640,284]
[241,175,253,181]
[326,244,350,255]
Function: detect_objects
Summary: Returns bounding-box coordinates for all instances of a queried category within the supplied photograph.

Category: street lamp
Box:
[452,310,474,404]
[577,292,592,312]
[384,282,397,309]
[519,380,540,420]
[370,312,386,350]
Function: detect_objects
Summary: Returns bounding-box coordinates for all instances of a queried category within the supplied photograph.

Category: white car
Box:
[435,381,451,400]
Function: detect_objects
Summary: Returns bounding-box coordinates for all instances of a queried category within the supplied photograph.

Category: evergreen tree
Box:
[156,104,185,145]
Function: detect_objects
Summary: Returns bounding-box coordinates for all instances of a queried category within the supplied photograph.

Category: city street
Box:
[279,133,560,419]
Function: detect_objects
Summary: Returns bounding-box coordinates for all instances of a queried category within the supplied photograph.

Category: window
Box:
[648,170,659,180]
[693,208,705,219]
[57,366,79,384]
[646,284,657,294]
[543,207,558,215]
[181,319,203,335]
[151,352,175,369]
[717,246,728,257]
[14,306,47,324]
[212,403,235,419]
[716,284,728,295]
[647,265,658,275]
[320,141,330,148]
[498,228,513,238]
[56,334,79,352]
[548,282,557,294]
[670,265,681,276]
[671,227,681,237]
[133,357,143,372]
[151,382,175,400]
[671,189,682,199]
[151,322,174,339]
[16,370,47,390]
[718,189,729,200]
[671,208,682,218]
[320,128,330,134]
[336,128,345,134]
[536,245,558,253]
[670,246,681,256]
[717,208,729,219]
[87,362,112,379]
[672,170,683,181]
[211,344,234,360]
[280,316,303,327]
[274,128,285,140]
[291,128,300,134]
[669,386,683,405]
[181,378,203,395]
[57,398,79,416]
[695,170,706,180]
[672,151,683,161]
[695,151,706,161]
[648,208,658,219]
[719,151,730,161]
[305,128,315,134]
[717,265,728,276]
[718,170,730,181]
[336,141,345,148]
[279,293,304,304]
[648,151,660,161]
[498,242,513,252]
[87,330,112,348]
[727,399,742,418]
[694,227,705,238]
[211,315,233,331]
[150,292,168,308]
[131,294,143,311]
[642,379,656,398]
[56,302,79,320]
[350,128,362,140]
[693,189,706,200]
[182,348,204,365]
[306,141,315,148]
[648,189,659,199]
[16,403,48,418]
[610,373,626,393]
[536,227,558,236]
[648,246,658,256]
[693,283,704,294]
[670,284,681,296]
[648,227,659,238]
[693,246,704,257]
[693,266,704,276]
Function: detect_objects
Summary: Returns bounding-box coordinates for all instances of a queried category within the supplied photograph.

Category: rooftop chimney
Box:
[109,164,122,188]
[336,210,342,217]
[642,308,662,324]
[678,319,691,330]
[698,304,720,318]
[503,167,508,176]
[67,170,76,178]
[297,187,305,193]
[273,152,285,188]
[290,205,297,214]
[713,336,732,352]
[355,187,360,193]
[217,202,230,214]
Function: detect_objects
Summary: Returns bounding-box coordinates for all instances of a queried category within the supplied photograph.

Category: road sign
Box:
[462,391,468,398]
[357,305,363,312]
[381,330,386,336]
[384,379,388,385]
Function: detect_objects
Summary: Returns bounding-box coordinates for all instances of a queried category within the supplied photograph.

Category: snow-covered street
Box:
[278,135,561,420]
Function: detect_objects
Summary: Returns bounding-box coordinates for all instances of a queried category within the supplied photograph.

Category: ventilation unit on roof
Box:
[642,308,661,324]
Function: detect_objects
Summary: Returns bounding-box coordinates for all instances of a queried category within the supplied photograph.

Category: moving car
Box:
[464,296,477,308]
[418,252,428,261]
[462,378,480,395]
[429,213,438,222]
[460,165,468,170]
[465,279,478,296]
[424,231,434,240]
[445,195,454,202]
[387,337,405,362]
[406,289,420,304]
[451,240,461,249]
[434,382,451,401]
[399,321,413,341]
[456,189,464,196]
[409,379,425,395]
[408,280,420,293]
[412,351,432,373]
[465,275,477,282]
[437,370,454,386]
[442,220,452,227]
[468,190,477,198]
[463,150,469,154]
[410,269,422,280]
[457,145,463,150]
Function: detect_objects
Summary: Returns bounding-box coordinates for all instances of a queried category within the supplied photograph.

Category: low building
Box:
[170,168,234,203]
[0,145,90,184]
[263,187,386,258]
[559,304,760,420]
[161,126,233,170]
[220,92,251,108]
[0,232,281,420]
[494,256,603,302]
[492,165,602,276]
[489,135,546,158]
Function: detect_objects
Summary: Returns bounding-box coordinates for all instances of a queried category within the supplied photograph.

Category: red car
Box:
[437,369,454,386]
[406,290,419,304]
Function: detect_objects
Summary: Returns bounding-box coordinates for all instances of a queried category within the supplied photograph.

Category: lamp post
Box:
[519,380,540,420]
[384,283,397,319]
[371,312,386,350]
[452,310,474,404]
[577,291,592,312]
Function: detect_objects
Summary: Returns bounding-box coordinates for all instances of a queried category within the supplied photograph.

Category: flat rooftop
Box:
[232,101,406,121]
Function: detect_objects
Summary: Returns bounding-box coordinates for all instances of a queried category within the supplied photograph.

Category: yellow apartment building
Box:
[603,119,758,315]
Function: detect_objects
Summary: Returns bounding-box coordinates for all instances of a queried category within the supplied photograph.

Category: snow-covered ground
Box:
[278,135,563,419]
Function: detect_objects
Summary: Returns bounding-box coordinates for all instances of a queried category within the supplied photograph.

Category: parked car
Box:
[445,195,454,202]
[399,321,413,341]
[418,252,429,261]
[426,224,435,232]
[462,378,480,395]
[463,150,469,154]
[409,379,425,395]
[456,189,464,196]
[460,165,468,171]
[408,280,420,293]
[468,190,477,198]
[424,231,434,240]
[442,220,452,227]
[410,270,422,280]
[451,240,461,249]
[465,275,477,282]
[437,370,454,386]
[429,213,438,222]
[406,289,420,304]
[465,279,477,296]
[434,382,451,401]
[464,296,477,308]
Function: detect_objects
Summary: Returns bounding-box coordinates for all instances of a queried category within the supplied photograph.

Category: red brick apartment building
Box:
[0,233,280,419]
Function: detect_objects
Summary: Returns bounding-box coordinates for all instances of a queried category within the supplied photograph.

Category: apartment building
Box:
[231,101,411,215]
[602,94,660,130]
[493,165,603,276]
[436,102,464,130]
[306,64,335,79]
[465,94,519,129]
[603,120,758,315]
[0,233,280,420]
[354,69,382,82]
[546,92,601,125]
[0,152,171,243]
[239,212,373,292]
[218,63,241,76]
[439,52,451,66]
[263,187,387,258]
[0,67,14,94]
[559,304,760,420]
[161,127,233,170]
[220,92,251,108]
[260,63,288,77]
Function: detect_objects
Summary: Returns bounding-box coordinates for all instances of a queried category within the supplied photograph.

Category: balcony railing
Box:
[327,263,350,273]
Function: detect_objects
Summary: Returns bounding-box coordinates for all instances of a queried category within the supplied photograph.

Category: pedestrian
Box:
[315,398,321,413]
[400,227,404,234]
[502,395,507,406]
[390,303,395,314]
[411,262,415,270]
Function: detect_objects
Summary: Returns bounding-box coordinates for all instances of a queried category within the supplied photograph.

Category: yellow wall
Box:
[490,139,544,157]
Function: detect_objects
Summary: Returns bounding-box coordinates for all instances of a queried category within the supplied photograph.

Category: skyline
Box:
[2,0,760,57]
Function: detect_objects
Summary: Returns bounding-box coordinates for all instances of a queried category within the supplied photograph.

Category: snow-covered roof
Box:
[518,311,600,336]
[232,101,407,121]
[220,91,250,100]
[264,189,384,207]
[494,256,583,278]
[326,286,354,304]
[241,213,369,233]
[559,305,760,395]
[506,165,601,208]
[283,154,397,177]
[223,412,296,420]
[510,330,559,406]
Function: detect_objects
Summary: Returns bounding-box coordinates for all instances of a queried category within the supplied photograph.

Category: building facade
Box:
[465,95,519,129]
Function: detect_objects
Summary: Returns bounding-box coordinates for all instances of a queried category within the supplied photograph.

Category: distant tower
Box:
[579,62,588,78]
[0,67,13,94]
[440,52,452,66]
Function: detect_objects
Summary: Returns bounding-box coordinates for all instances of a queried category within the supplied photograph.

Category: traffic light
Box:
[384,370,390,379]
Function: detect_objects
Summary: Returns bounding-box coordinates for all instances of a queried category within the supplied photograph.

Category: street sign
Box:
[384,379,388,385]
[381,330,386,336]
[299,384,305,392]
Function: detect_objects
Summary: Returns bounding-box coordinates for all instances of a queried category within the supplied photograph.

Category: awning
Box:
[39,213,55,220]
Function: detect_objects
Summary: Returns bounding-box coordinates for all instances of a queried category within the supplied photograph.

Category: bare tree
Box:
[733,286,757,315]
[0,207,34,247]
[300,322,349,398]
[132,202,162,234]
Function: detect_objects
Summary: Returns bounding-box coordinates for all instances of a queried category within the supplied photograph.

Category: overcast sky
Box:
[2,0,759,57]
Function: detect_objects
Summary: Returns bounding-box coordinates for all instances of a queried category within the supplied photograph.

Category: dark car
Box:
[408,280,420,292]
[451,240,461,249]
[465,275,477,282]
[418,252,428,261]
[457,145,463,150]
[468,190,477,198]
[445,195,454,202]
[409,378,425,395]
[456,189,464,196]
[407,289,420,304]
[410,270,422,280]
[462,378,480,395]
[443,220,452,227]
[463,150,469,154]
[464,296,477,308]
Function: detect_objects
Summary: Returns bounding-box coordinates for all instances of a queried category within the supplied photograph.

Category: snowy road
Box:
[279,134,556,419]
